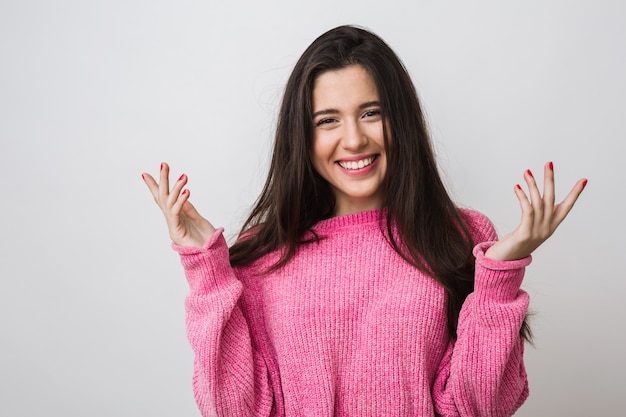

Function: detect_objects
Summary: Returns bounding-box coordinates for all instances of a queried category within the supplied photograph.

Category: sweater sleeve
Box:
[173,229,274,417]
[432,213,532,417]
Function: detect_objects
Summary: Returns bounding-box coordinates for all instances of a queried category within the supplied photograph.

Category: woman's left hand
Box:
[485,162,587,261]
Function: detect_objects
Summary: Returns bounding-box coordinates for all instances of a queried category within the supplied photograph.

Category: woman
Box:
[143,25,586,416]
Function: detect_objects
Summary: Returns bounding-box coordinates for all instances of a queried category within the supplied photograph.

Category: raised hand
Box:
[485,162,587,262]
[142,163,216,248]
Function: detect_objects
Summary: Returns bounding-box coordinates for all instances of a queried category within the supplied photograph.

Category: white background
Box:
[1,1,623,415]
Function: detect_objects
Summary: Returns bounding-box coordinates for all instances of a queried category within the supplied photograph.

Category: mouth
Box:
[337,155,378,170]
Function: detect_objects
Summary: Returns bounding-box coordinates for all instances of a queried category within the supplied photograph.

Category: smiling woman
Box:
[142,25,586,417]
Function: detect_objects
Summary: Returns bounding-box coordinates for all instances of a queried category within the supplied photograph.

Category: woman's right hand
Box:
[142,162,216,248]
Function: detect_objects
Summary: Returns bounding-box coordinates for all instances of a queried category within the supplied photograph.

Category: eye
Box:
[316,118,336,126]
[362,109,381,119]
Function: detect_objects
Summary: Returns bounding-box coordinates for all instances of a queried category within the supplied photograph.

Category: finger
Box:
[514,183,534,226]
[168,173,188,206]
[543,161,555,208]
[552,178,588,227]
[524,169,543,216]
[172,188,191,215]
[159,162,170,202]
[141,172,160,202]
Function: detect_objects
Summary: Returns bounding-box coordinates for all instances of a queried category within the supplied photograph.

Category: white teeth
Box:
[339,156,375,170]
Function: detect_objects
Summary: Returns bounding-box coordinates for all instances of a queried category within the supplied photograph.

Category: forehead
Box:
[312,65,379,109]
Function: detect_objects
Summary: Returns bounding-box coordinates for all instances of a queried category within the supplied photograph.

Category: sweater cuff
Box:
[473,241,532,302]
[171,228,238,294]
[171,228,225,256]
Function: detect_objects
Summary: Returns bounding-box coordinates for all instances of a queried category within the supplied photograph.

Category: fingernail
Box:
[160,163,164,171]
[516,184,522,190]
[548,161,553,171]
[526,169,533,177]
[582,179,588,188]
[141,173,145,180]
[178,174,185,181]
[182,189,188,195]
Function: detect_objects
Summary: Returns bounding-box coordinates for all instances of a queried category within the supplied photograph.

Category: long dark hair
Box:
[229,25,530,341]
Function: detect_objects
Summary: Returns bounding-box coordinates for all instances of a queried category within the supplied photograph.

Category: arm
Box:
[142,163,274,416]
[176,230,274,416]
[433,235,531,417]
[433,162,586,416]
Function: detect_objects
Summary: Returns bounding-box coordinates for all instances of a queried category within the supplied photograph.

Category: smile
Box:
[337,156,377,170]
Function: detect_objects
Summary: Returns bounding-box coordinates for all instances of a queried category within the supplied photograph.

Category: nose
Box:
[341,118,368,151]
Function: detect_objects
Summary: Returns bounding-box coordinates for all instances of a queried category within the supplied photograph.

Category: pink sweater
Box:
[174,208,531,417]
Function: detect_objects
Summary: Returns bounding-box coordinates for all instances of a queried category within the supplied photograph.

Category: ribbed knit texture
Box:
[174,209,531,417]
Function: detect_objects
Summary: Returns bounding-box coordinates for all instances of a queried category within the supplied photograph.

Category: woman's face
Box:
[311,65,387,216]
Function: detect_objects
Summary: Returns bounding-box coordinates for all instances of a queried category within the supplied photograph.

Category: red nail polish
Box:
[141,173,145,180]
[160,163,164,171]
[516,184,522,190]
[548,162,553,171]
[178,174,185,181]
[526,169,533,177]
[582,179,588,188]
[182,189,188,195]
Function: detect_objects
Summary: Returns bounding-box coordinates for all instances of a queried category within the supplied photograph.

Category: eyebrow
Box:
[312,101,381,118]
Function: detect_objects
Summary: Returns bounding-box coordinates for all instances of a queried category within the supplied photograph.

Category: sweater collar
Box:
[312,208,385,232]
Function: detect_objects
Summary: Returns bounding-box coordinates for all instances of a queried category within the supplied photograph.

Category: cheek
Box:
[311,133,332,167]
[363,122,386,146]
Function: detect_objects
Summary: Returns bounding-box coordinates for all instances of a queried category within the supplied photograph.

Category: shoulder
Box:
[458,208,499,244]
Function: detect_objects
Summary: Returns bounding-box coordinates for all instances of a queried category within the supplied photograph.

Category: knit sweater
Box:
[174,208,532,417]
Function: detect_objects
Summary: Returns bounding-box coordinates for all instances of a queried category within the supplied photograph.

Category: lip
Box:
[335,154,379,176]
